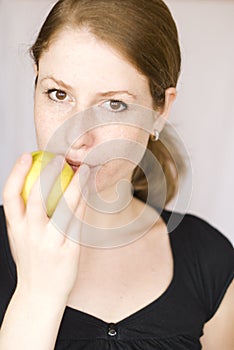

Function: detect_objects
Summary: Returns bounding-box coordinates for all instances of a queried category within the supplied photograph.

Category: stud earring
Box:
[150,129,160,141]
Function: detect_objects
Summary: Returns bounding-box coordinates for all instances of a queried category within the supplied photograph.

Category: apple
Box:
[21,150,74,217]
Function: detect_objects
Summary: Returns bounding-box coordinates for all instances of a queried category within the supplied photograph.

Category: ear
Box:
[152,87,177,133]
[33,64,39,87]
[34,64,38,75]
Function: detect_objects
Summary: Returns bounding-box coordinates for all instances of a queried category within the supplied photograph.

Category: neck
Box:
[77,184,160,249]
[84,181,134,228]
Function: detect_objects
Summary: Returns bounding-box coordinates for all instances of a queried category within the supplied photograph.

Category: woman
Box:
[0,0,233,349]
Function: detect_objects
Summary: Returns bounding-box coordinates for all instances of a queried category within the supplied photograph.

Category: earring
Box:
[150,129,160,141]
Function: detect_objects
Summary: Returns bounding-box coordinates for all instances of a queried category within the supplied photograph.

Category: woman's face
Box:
[34,28,155,196]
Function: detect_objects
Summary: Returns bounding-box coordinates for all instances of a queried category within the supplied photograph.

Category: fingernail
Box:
[19,153,31,164]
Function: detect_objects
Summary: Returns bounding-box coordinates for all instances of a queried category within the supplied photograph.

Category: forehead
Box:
[38,28,149,92]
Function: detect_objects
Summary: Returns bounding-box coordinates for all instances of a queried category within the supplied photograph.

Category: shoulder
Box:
[0,204,15,276]
[0,205,7,248]
[162,208,234,321]
[0,205,17,327]
[0,205,5,225]
[162,209,233,259]
[163,209,234,279]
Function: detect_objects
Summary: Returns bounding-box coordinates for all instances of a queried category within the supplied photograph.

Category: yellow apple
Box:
[21,150,74,217]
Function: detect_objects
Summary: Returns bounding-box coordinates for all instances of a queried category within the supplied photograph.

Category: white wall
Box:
[165,0,234,243]
[1,0,233,243]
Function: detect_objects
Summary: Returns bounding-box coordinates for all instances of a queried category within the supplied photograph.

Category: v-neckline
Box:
[4,205,177,328]
[65,274,176,328]
[64,208,177,327]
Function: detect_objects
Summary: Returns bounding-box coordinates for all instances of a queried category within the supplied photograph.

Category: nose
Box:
[62,107,94,145]
[64,130,96,165]
[68,128,94,152]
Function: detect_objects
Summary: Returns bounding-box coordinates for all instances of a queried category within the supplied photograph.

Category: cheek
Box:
[93,126,149,169]
[89,128,148,191]
[121,126,149,146]
[34,108,52,149]
[34,95,64,149]
[34,118,60,152]
[34,92,48,147]
[99,125,149,145]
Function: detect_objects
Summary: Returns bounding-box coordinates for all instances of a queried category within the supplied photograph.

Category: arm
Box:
[0,154,90,349]
[200,279,234,350]
[0,288,66,350]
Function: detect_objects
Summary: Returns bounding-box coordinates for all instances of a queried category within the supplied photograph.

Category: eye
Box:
[101,100,128,112]
[46,89,71,102]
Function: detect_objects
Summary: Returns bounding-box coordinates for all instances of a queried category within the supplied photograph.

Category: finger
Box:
[26,155,65,223]
[49,164,90,239]
[65,186,89,245]
[3,153,32,222]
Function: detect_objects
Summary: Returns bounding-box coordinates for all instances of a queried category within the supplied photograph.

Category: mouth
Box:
[66,159,100,173]
[64,159,78,172]
[70,164,80,173]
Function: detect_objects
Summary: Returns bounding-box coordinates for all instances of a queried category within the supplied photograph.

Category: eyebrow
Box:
[40,76,73,91]
[40,76,137,99]
[96,90,137,99]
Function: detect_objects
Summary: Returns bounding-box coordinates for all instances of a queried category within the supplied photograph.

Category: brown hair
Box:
[31,0,186,207]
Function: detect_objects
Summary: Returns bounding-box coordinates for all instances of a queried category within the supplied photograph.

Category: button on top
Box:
[108,323,117,336]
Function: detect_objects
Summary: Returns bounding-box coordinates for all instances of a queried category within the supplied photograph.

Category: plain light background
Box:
[1,0,234,243]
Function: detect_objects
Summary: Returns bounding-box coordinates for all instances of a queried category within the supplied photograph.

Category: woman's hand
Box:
[3,153,90,303]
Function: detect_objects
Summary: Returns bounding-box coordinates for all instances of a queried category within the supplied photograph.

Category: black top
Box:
[0,205,233,349]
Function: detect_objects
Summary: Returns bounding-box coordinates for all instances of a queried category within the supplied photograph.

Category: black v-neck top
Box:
[0,205,233,349]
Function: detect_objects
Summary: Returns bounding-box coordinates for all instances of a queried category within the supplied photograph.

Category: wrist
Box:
[14,285,67,311]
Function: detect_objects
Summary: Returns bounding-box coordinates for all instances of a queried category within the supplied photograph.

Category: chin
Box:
[88,171,132,200]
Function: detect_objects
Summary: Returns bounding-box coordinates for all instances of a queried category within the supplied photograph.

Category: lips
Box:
[70,164,80,172]
[66,159,100,173]
[65,159,81,173]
